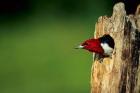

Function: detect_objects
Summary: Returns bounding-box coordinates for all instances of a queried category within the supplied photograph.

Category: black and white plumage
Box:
[99,34,115,56]
[76,34,115,63]
[94,35,115,63]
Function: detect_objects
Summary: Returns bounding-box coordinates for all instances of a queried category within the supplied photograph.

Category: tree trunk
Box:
[91,2,140,93]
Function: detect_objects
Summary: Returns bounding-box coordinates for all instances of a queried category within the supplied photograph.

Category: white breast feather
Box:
[101,43,113,56]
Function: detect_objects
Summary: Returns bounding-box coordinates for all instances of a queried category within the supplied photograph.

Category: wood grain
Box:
[91,2,140,93]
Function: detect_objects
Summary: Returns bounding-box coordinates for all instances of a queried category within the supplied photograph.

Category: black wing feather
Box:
[99,35,115,49]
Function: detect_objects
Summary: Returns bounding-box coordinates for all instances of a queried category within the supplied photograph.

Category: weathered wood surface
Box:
[91,2,140,93]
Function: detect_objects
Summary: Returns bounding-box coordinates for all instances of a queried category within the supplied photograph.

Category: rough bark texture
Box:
[91,3,140,93]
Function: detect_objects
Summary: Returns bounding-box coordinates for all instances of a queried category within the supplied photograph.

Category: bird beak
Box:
[75,45,84,49]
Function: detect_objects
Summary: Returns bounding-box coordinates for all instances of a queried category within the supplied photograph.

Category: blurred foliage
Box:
[0,0,114,93]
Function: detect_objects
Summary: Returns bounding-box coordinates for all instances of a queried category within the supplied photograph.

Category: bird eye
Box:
[83,42,88,46]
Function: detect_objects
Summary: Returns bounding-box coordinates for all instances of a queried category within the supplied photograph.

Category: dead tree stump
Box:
[91,2,140,93]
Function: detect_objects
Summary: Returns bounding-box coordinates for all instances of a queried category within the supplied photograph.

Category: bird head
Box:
[76,34,115,58]
[76,39,101,52]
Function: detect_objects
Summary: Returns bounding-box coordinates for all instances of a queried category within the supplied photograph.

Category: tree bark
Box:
[91,2,140,93]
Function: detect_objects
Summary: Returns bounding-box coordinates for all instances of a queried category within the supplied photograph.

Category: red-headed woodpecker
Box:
[76,34,115,62]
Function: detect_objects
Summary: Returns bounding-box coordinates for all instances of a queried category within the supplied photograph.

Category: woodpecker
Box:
[76,34,115,62]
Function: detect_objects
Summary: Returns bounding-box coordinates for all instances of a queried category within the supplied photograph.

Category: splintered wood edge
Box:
[94,2,126,39]
[113,2,125,14]
[91,2,126,93]
[135,4,140,15]
[91,2,140,93]
[112,2,126,19]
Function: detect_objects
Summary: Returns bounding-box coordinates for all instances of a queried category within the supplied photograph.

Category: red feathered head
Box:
[76,38,104,54]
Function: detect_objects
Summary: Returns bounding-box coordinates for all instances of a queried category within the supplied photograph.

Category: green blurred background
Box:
[0,0,114,93]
